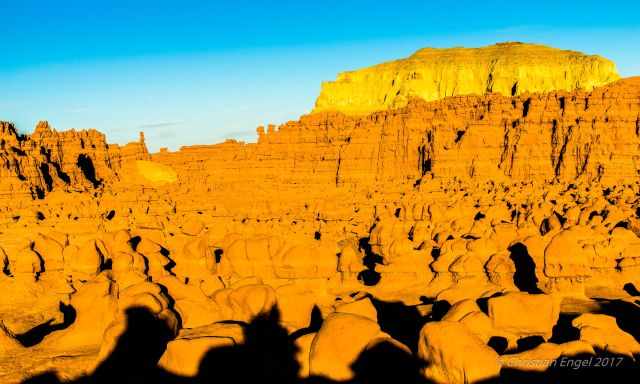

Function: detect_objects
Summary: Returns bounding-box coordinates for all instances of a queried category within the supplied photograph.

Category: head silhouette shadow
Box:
[89,306,180,383]
[196,305,300,383]
[23,306,186,384]
[349,339,429,384]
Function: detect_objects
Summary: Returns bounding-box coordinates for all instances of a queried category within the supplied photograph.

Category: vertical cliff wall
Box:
[0,121,149,202]
[314,42,620,115]
[154,77,640,194]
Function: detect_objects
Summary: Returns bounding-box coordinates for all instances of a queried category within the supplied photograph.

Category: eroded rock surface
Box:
[314,42,619,115]
[1,50,640,383]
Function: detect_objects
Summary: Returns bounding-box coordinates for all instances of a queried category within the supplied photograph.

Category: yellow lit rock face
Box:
[120,160,178,186]
[135,160,178,184]
[314,42,620,115]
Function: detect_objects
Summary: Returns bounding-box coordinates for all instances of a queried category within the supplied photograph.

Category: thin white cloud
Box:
[224,129,256,138]
[138,121,183,129]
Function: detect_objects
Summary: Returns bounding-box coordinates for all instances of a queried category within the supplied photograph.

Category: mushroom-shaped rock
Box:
[334,297,378,322]
[9,247,43,279]
[136,237,172,278]
[274,242,336,279]
[572,313,640,357]
[64,240,105,279]
[337,241,363,281]
[544,227,595,278]
[94,281,179,368]
[417,321,501,383]
[309,312,389,381]
[111,250,148,289]
[182,219,204,236]
[485,252,517,288]
[158,322,245,377]
[488,292,559,339]
[227,284,277,322]
[157,275,221,328]
[275,284,320,330]
[41,276,118,350]
[32,233,65,271]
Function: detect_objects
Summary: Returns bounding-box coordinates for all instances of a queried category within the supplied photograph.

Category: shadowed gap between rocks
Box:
[508,242,542,294]
[76,154,102,188]
[369,296,429,353]
[594,299,640,341]
[357,236,382,286]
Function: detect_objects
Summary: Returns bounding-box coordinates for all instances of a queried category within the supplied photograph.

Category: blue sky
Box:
[1,1,639,151]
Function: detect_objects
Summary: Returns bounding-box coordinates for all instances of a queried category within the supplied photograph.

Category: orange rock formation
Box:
[314,42,620,115]
[1,49,639,383]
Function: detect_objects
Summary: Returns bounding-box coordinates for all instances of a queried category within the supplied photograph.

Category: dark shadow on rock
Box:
[476,292,502,315]
[549,313,580,343]
[22,372,63,384]
[39,163,54,191]
[427,300,451,321]
[76,154,102,188]
[128,235,142,250]
[22,306,186,384]
[16,302,76,347]
[290,305,323,340]
[350,339,429,384]
[197,306,300,383]
[594,299,640,342]
[88,306,183,384]
[357,269,381,286]
[357,237,383,286]
[369,297,428,353]
[515,335,545,352]
[488,336,508,354]
[25,301,640,384]
[508,243,542,294]
[623,282,640,296]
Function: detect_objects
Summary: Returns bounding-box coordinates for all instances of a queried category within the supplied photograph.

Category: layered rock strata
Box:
[314,42,620,115]
[0,68,639,382]
[0,121,148,203]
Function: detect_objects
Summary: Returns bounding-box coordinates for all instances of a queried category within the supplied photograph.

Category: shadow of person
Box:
[369,297,428,353]
[350,339,429,384]
[83,306,186,384]
[196,306,300,383]
[22,306,187,384]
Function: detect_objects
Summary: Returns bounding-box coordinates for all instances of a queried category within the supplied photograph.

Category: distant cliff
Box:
[314,42,620,115]
[0,121,148,202]
[154,77,640,196]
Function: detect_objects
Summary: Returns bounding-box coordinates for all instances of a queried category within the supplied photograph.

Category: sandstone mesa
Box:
[314,42,619,115]
[0,42,639,383]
